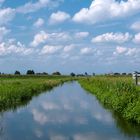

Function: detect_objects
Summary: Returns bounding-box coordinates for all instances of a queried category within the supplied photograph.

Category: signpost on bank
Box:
[133,71,140,85]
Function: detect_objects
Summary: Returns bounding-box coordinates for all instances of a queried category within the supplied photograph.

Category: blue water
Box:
[0,82,140,140]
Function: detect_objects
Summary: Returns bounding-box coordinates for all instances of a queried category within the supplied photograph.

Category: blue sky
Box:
[0,0,140,74]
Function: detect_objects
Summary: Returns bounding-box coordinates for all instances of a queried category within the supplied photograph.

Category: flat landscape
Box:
[0,75,140,139]
[1,0,140,139]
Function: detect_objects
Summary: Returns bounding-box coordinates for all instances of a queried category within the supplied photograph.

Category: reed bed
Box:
[0,76,75,111]
[79,76,140,124]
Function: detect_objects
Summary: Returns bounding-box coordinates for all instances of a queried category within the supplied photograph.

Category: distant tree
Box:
[93,73,95,76]
[128,73,132,76]
[70,72,75,77]
[85,72,88,76]
[77,74,84,77]
[122,73,126,75]
[26,70,35,75]
[52,71,61,75]
[114,73,120,76]
[15,71,20,75]
[42,72,48,75]
[36,72,48,75]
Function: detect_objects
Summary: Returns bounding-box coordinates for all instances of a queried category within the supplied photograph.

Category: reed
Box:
[79,76,140,124]
[0,76,75,111]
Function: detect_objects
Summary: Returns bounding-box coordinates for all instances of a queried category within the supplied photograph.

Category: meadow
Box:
[79,76,140,124]
[0,75,75,112]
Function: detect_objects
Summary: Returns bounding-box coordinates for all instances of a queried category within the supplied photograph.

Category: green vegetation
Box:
[0,75,75,112]
[79,76,140,124]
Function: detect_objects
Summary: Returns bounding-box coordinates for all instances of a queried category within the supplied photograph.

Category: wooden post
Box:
[133,72,139,85]
[136,73,138,85]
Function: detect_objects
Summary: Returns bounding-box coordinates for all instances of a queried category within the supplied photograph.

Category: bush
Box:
[15,71,20,75]
[26,70,35,75]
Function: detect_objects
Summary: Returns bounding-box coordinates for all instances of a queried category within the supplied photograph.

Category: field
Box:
[79,76,140,124]
[0,75,75,112]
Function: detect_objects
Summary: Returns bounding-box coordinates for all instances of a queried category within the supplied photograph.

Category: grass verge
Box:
[0,76,75,111]
[79,76,140,124]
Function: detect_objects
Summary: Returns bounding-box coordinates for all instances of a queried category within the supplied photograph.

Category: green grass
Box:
[79,76,140,124]
[0,75,75,112]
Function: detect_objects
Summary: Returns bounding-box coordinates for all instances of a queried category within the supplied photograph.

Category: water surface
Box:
[0,82,140,140]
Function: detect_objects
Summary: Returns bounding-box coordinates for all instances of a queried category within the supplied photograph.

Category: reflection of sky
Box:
[0,82,139,140]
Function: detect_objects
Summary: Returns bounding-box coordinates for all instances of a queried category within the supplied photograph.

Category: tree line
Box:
[14,70,62,76]
[14,71,94,76]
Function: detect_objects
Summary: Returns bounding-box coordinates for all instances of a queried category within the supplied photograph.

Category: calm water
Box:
[0,82,140,140]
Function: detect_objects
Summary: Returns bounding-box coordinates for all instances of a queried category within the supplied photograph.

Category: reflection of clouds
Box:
[31,108,70,125]
[32,109,48,125]
[42,102,60,110]
[41,100,73,111]
[74,116,88,125]
[35,129,43,138]
[63,103,73,111]
[50,134,68,140]
[31,82,114,127]
[79,100,89,109]
[91,110,114,125]
[31,107,89,126]
[73,133,99,140]
[73,133,122,140]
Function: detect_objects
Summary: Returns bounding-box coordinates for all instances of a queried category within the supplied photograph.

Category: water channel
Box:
[0,82,140,140]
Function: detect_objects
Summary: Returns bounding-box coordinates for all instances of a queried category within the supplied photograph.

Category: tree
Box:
[70,72,75,77]
[26,70,35,75]
[15,71,20,75]
[52,71,61,75]
[114,73,120,76]
[85,72,88,76]
[42,72,48,75]
[128,73,132,76]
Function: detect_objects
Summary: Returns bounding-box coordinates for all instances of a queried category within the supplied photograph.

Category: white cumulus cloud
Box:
[113,46,138,56]
[75,32,89,38]
[30,31,71,47]
[40,45,62,55]
[133,33,140,43]
[34,18,44,28]
[16,0,63,14]
[0,8,15,25]
[130,21,140,31]
[73,0,140,24]
[80,47,93,55]
[63,44,75,52]
[114,46,127,54]
[0,27,10,42]
[0,40,33,56]
[31,31,48,47]
[49,11,70,25]
[91,32,132,43]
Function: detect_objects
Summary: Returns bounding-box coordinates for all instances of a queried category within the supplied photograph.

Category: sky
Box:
[0,0,140,74]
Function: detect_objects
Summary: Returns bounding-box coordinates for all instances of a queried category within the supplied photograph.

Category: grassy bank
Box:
[79,76,140,124]
[0,76,75,111]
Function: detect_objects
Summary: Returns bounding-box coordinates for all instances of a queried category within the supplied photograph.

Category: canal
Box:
[0,82,140,140]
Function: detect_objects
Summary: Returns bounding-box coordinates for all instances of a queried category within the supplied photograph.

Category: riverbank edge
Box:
[78,78,140,124]
[0,77,75,112]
